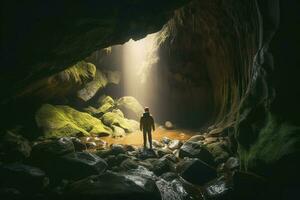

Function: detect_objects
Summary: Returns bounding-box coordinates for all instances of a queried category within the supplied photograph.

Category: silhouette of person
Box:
[140,107,155,149]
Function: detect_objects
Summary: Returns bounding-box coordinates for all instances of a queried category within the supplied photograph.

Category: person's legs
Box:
[143,130,147,149]
[148,130,152,149]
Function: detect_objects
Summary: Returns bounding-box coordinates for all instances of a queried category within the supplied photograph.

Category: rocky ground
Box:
[0,127,268,200]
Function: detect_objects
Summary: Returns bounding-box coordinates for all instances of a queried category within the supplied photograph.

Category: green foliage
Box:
[238,112,300,171]
[35,104,112,138]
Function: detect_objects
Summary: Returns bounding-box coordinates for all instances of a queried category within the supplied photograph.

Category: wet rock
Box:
[161,136,171,145]
[64,171,161,200]
[156,147,173,158]
[204,176,231,199]
[116,154,130,164]
[177,158,217,185]
[53,152,108,180]
[179,141,215,166]
[70,137,86,152]
[0,131,31,162]
[164,121,174,129]
[121,158,139,170]
[110,144,126,155]
[95,149,110,158]
[151,157,175,176]
[116,96,144,120]
[0,163,48,193]
[152,140,165,148]
[162,154,179,163]
[137,148,158,160]
[105,155,117,169]
[225,157,239,170]
[168,139,183,150]
[188,135,205,142]
[124,145,136,152]
[31,137,75,159]
[160,172,178,181]
[203,137,219,145]
[85,142,97,149]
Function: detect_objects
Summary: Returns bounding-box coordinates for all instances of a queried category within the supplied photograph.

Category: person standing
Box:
[140,107,155,149]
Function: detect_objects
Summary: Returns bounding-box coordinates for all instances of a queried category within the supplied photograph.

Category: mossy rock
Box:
[101,112,139,133]
[35,104,112,138]
[238,112,300,175]
[116,96,144,120]
[97,95,115,107]
[77,69,108,102]
[84,96,116,117]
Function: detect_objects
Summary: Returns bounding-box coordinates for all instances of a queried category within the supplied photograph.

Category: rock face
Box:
[64,171,161,200]
[35,104,112,138]
[0,131,31,162]
[117,96,144,120]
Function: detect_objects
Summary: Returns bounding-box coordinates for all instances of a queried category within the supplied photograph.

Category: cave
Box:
[0,0,299,200]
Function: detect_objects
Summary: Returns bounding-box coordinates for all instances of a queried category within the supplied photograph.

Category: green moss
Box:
[63,61,96,84]
[101,111,139,133]
[35,104,112,138]
[238,112,300,171]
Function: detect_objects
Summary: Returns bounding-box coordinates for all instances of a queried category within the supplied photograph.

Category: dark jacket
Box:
[140,112,155,131]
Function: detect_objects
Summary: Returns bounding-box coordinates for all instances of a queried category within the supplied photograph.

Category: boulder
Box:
[156,147,173,158]
[152,140,165,148]
[111,125,126,138]
[50,152,108,180]
[35,104,112,138]
[98,95,115,106]
[31,137,75,159]
[77,69,108,102]
[151,157,175,176]
[110,144,126,155]
[137,148,158,160]
[0,163,48,193]
[203,176,230,199]
[164,121,174,129]
[161,136,171,145]
[0,131,31,162]
[179,141,215,166]
[160,172,178,181]
[70,137,86,152]
[121,158,139,170]
[177,158,217,185]
[168,139,182,150]
[116,96,144,120]
[64,171,161,200]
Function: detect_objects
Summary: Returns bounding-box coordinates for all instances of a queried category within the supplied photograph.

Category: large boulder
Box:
[35,104,112,138]
[177,158,217,185]
[64,170,161,200]
[116,96,144,120]
[0,163,48,193]
[0,131,31,162]
[101,111,139,133]
[179,141,215,166]
[205,142,230,164]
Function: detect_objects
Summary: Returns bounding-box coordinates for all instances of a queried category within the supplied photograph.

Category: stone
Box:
[35,104,112,138]
[70,137,86,152]
[137,148,158,160]
[112,125,126,138]
[152,140,165,148]
[203,137,219,145]
[164,121,174,129]
[31,137,75,159]
[110,144,126,155]
[97,95,115,107]
[151,157,175,176]
[101,111,139,133]
[160,172,178,181]
[225,157,239,170]
[52,152,108,180]
[179,141,215,166]
[177,158,217,185]
[168,139,182,150]
[162,154,179,163]
[187,135,205,142]
[0,163,48,193]
[116,96,144,120]
[86,142,97,149]
[120,158,139,170]
[161,136,171,145]
[105,155,118,169]
[156,147,173,158]
[0,131,31,162]
[64,171,161,200]
[77,69,108,102]
[203,176,230,199]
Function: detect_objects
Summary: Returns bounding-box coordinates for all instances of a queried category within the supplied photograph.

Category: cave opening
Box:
[0,1,299,200]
